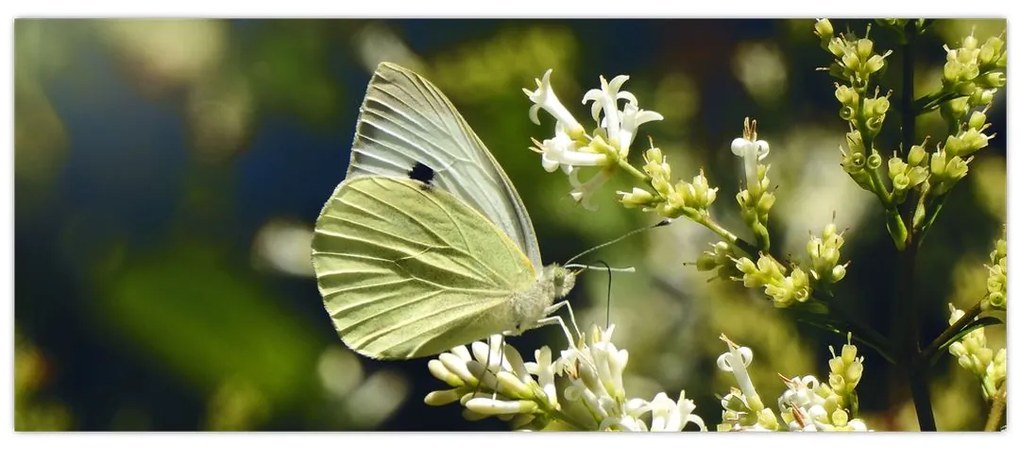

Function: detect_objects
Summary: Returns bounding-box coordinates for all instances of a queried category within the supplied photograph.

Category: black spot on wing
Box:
[408,162,436,189]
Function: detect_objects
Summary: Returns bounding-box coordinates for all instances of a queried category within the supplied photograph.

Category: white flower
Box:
[531,124,607,174]
[525,346,558,408]
[582,74,661,157]
[523,69,584,137]
[583,75,636,143]
[649,391,706,431]
[716,338,759,401]
[618,103,663,157]
[778,374,823,411]
[730,136,770,193]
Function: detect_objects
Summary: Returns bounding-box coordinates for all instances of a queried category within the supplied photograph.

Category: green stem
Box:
[897,19,936,432]
[984,383,1007,431]
[617,158,650,182]
[696,216,757,257]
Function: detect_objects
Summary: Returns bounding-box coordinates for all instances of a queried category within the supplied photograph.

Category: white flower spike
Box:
[730,117,770,193]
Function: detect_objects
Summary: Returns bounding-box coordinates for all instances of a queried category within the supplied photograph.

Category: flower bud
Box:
[963,34,979,50]
[942,97,970,122]
[834,84,856,105]
[968,110,987,130]
[465,397,538,415]
[845,131,865,155]
[929,154,947,184]
[756,191,776,214]
[979,36,1004,65]
[888,156,906,178]
[827,39,845,58]
[428,359,466,387]
[618,187,654,209]
[814,19,834,40]
[644,146,663,164]
[864,55,885,74]
[830,264,847,282]
[842,52,861,71]
[980,72,1006,88]
[907,144,928,166]
[970,88,995,106]
[424,389,463,406]
[946,156,969,180]
[856,38,874,60]
[867,96,890,116]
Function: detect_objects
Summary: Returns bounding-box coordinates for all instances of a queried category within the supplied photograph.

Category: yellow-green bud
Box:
[970,89,995,106]
[907,144,928,166]
[946,156,969,180]
[980,72,1006,88]
[815,19,834,41]
[888,156,907,178]
[968,110,987,130]
[618,187,655,209]
[835,84,856,105]
[842,52,861,71]
[963,34,979,50]
[930,151,947,177]
[864,55,885,74]
[856,39,874,60]
[644,146,664,164]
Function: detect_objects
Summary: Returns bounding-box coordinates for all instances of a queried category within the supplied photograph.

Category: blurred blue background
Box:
[14,18,1006,430]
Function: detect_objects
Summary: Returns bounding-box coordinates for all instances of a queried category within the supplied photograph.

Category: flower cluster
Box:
[947,305,1006,401]
[940,33,1006,112]
[525,70,663,210]
[618,146,718,220]
[815,19,892,86]
[423,335,558,430]
[887,143,930,203]
[929,106,995,197]
[807,223,849,284]
[982,236,1006,311]
[718,335,869,432]
[695,241,741,281]
[424,327,705,432]
[731,118,775,251]
[816,20,896,205]
[732,254,811,308]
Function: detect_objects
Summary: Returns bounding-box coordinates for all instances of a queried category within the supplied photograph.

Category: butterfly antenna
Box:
[593,260,612,328]
[564,219,672,267]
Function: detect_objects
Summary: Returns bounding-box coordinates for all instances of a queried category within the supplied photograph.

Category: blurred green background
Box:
[14,18,1006,431]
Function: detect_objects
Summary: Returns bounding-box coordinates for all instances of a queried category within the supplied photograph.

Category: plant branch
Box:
[896,19,936,432]
[695,216,758,257]
[984,383,1007,431]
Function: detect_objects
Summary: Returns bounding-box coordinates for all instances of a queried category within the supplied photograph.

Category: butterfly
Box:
[311,62,577,360]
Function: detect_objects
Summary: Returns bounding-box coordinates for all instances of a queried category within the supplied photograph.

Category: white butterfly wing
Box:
[346,62,543,270]
[312,177,537,359]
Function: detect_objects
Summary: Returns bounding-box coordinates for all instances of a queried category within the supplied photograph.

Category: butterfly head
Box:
[546,264,576,299]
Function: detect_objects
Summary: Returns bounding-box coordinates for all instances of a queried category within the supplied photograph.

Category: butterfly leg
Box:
[543,300,582,341]
[535,314,577,349]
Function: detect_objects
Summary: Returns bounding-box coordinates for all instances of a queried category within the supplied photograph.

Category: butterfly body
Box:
[311,63,575,360]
